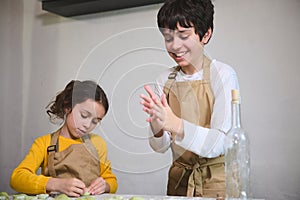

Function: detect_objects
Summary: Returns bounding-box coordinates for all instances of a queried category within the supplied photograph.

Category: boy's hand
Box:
[140,85,183,137]
[140,85,164,135]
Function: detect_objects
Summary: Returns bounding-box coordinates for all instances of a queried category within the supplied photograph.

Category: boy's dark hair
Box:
[157,0,214,42]
[47,80,109,122]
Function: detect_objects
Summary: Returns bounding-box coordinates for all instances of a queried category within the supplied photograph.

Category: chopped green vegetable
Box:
[76,191,95,200]
[25,196,37,200]
[13,194,27,200]
[0,192,9,200]
[129,197,144,200]
[54,194,70,200]
[104,196,125,200]
[82,192,90,196]
[36,194,49,200]
[78,196,94,200]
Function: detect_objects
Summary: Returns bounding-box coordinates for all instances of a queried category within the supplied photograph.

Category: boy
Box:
[140,0,239,198]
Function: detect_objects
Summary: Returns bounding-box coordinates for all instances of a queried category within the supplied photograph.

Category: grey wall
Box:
[0,0,299,199]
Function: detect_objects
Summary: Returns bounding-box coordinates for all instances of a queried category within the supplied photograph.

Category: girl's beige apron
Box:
[163,56,225,198]
[43,131,100,186]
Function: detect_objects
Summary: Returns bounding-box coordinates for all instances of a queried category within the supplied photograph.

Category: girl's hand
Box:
[87,177,109,195]
[46,177,86,197]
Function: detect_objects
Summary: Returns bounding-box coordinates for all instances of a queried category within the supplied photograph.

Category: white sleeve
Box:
[175,62,239,157]
[174,120,226,157]
[148,130,171,153]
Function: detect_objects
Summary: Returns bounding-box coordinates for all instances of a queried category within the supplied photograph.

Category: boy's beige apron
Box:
[163,56,225,198]
[43,131,100,186]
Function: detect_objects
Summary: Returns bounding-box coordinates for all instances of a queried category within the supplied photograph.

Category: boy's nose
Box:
[171,37,182,50]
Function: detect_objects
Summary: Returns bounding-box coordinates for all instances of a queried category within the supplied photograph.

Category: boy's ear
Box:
[202,28,212,44]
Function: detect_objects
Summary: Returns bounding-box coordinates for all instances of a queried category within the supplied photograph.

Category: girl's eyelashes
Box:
[92,119,101,125]
[81,112,101,125]
[81,113,88,119]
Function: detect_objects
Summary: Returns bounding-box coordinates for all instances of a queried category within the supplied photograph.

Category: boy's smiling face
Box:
[162,23,211,74]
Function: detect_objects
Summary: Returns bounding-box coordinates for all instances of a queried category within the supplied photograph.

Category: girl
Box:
[10,80,117,196]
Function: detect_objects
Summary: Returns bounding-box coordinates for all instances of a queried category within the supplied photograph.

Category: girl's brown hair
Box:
[46,80,109,123]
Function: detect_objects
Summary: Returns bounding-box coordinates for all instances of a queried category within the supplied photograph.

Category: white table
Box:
[97,194,264,200]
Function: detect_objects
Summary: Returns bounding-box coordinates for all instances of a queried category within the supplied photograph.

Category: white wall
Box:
[0,0,23,195]
[0,0,299,199]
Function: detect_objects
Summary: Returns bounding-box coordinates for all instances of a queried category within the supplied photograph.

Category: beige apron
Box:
[163,56,225,198]
[43,130,100,187]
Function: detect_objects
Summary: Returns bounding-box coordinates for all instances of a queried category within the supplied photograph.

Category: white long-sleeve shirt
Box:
[149,59,239,158]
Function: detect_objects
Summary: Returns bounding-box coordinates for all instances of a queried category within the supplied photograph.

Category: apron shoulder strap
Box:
[47,130,60,177]
[81,134,100,161]
[203,56,212,82]
[168,66,181,79]
[163,66,181,103]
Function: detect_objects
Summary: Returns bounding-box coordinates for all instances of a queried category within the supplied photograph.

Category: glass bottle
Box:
[225,89,250,200]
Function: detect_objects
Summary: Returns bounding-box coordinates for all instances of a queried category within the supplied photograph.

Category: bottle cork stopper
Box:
[231,89,240,103]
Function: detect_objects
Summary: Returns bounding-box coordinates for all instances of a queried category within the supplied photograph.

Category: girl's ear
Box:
[64,107,71,114]
[202,28,212,44]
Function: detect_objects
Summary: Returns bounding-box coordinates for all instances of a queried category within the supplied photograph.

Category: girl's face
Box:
[162,24,210,73]
[62,99,106,139]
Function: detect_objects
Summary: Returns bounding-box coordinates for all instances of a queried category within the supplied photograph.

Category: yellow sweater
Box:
[10,133,118,194]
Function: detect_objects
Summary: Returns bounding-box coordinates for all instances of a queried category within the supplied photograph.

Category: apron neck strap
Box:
[202,55,212,82]
[81,134,100,161]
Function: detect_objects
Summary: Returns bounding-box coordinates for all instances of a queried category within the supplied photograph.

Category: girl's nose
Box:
[83,119,92,129]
